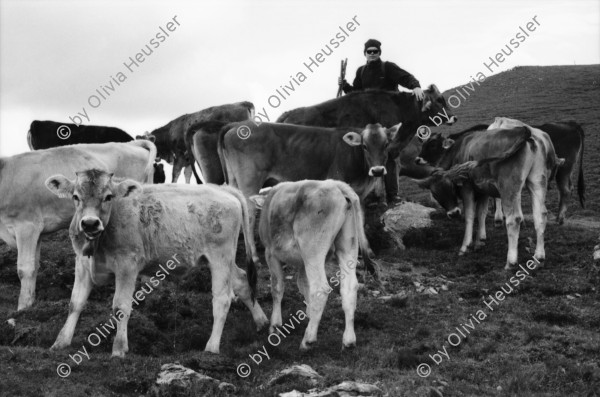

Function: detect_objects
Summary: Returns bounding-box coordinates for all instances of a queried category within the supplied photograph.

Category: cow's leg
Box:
[494,198,504,227]
[335,223,359,349]
[527,179,548,264]
[459,185,475,255]
[183,165,193,184]
[230,262,268,331]
[15,223,43,310]
[384,158,399,202]
[204,252,233,354]
[266,252,285,333]
[111,267,138,358]
[51,256,93,350]
[555,167,571,225]
[299,255,329,351]
[474,194,489,249]
[171,156,185,183]
[501,191,523,269]
[296,267,310,316]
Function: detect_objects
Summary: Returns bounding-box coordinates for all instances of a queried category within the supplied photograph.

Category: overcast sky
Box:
[1,0,599,158]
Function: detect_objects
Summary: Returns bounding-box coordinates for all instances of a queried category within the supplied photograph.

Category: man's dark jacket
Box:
[343,59,420,93]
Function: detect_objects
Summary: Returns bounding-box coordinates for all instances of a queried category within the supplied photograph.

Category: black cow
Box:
[28,120,132,150]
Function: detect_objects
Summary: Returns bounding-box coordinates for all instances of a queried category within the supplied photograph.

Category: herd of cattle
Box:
[0,84,594,357]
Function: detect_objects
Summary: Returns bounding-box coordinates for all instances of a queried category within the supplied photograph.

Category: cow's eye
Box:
[104,195,113,202]
[72,194,79,202]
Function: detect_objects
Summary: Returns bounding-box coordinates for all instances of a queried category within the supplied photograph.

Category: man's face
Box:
[365,47,380,63]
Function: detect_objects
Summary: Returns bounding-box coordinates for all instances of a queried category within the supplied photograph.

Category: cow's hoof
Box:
[50,341,68,351]
[300,340,316,351]
[494,219,504,227]
[269,324,282,334]
[458,251,466,257]
[474,241,486,250]
[111,351,126,359]
[531,257,545,268]
[504,263,516,271]
[342,342,356,350]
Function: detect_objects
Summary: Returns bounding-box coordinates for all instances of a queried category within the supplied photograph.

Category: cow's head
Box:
[420,84,457,126]
[46,169,142,242]
[344,123,400,177]
[416,171,461,218]
[135,131,156,142]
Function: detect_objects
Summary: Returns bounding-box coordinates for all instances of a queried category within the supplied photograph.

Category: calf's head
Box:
[343,123,400,177]
[45,169,142,240]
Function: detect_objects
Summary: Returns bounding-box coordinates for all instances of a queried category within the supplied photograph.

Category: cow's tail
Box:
[338,182,379,279]
[574,122,586,208]
[224,185,259,302]
[130,139,157,182]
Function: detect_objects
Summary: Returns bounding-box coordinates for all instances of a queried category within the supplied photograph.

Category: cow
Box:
[153,162,166,184]
[28,120,133,150]
[219,121,397,202]
[0,141,156,310]
[416,120,563,269]
[45,170,269,357]
[185,120,230,184]
[138,101,254,184]
[490,120,585,225]
[257,180,372,350]
[276,86,457,202]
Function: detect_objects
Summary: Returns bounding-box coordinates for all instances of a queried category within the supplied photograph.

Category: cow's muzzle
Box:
[369,166,387,177]
[80,217,104,240]
[447,207,462,219]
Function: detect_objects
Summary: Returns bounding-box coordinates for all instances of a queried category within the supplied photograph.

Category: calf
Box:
[258,180,372,350]
[418,120,562,269]
[46,170,268,357]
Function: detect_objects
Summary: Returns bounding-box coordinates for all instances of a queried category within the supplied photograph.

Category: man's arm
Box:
[386,62,420,89]
[342,66,363,93]
[386,62,423,99]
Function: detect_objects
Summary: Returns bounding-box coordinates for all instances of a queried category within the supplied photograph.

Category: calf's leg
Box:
[111,267,138,358]
[51,256,94,350]
[15,223,43,310]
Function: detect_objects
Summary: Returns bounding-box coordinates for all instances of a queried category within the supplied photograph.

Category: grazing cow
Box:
[138,101,254,184]
[0,141,156,310]
[489,120,585,225]
[417,121,562,268]
[28,120,132,150]
[45,170,268,357]
[276,86,457,201]
[258,180,371,350]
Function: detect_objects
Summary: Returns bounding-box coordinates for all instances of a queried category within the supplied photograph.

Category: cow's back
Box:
[0,143,152,235]
[98,184,242,267]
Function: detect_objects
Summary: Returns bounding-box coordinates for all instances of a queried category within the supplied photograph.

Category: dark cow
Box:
[138,101,254,184]
[153,163,166,184]
[28,120,132,150]
[276,86,457,201]
[219,121,398,201]
[417,119,562,269]
[185,120,230,184]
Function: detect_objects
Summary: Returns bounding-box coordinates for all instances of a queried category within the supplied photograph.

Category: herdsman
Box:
[339,38,424,203]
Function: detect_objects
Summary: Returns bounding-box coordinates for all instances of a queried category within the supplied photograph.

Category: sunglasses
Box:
[366,50,380,55]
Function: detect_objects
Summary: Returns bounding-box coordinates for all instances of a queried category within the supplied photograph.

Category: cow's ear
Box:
[428,84,441,95]
[386,123,402,140]
[148,135,156,143]
[342,132,362,147]
[45,175,75,198]
[442,138,455,149]
[421,100,432,112]
[114,180,143,198]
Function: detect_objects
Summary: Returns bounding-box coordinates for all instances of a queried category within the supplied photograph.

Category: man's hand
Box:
[413,87,424,101]
[338,77,346,86]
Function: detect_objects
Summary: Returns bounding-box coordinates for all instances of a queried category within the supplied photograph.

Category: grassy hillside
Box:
[1,65,599,397]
